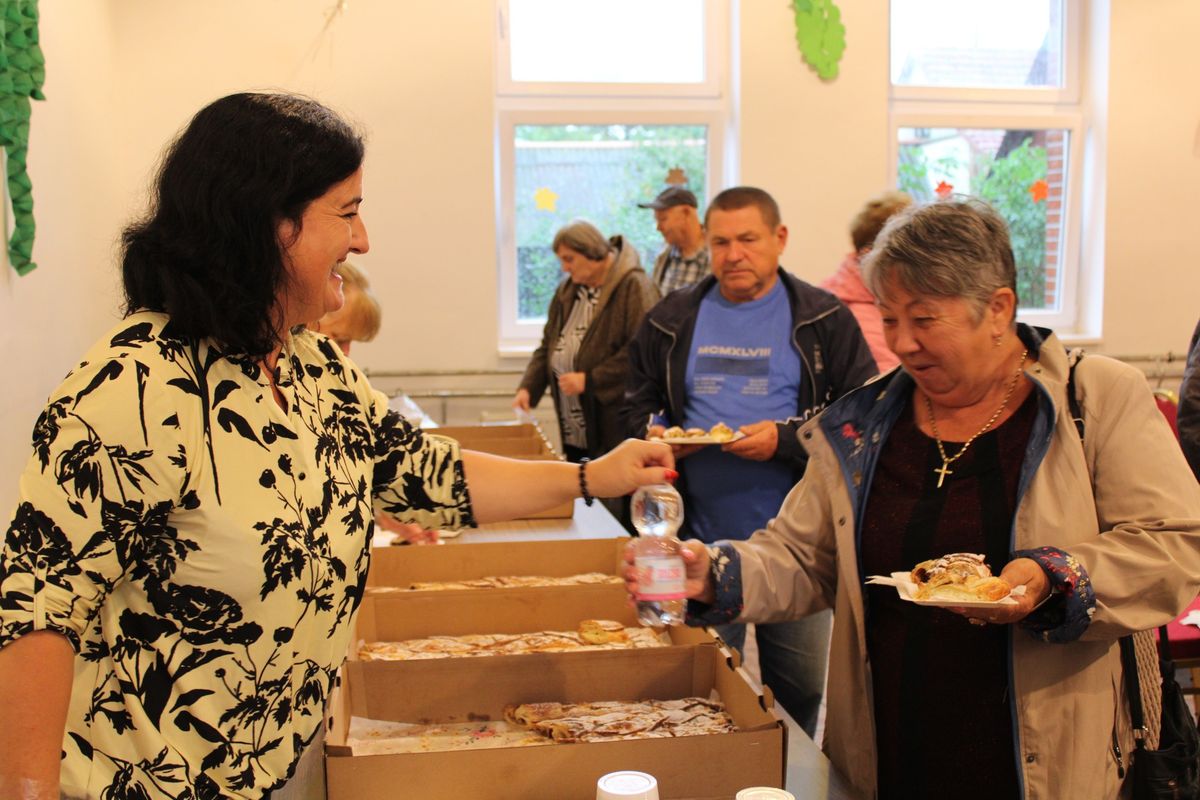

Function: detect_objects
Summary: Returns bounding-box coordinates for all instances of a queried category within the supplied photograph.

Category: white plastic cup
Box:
[735,789,796,800]
[596,770,660,800]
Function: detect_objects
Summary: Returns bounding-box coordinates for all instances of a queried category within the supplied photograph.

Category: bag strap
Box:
[1119,635,1150,748]
[1066,348,1086,441]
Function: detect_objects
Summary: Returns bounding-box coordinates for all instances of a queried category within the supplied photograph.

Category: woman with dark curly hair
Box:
[0,93,673,800]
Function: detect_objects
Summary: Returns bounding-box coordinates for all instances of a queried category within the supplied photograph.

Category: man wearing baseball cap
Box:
[638,186,709,295]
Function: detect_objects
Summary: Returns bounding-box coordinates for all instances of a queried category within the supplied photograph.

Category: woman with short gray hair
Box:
[550,219,612,262]
[634,197,1200,797]
[866,197,1017,321]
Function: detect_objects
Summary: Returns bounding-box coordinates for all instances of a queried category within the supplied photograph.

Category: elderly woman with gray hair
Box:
[515,220,658,465]
[628,198,1200,798]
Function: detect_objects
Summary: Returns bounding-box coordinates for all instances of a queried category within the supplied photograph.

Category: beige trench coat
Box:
[725,332,1200,799]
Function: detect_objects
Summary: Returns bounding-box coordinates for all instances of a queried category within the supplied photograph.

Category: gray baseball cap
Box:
[637,186,698,210]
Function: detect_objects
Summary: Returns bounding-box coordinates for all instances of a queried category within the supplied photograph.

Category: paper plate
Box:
[651,431,746,446]
[865,572,1023,608]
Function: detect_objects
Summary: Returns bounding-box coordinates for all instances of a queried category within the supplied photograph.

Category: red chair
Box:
[1162,599,1200,709]
[1163,599,1200,659]
[1155,388,1180,442]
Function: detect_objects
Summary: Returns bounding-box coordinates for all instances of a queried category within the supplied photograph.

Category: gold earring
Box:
[993,336,1003,347]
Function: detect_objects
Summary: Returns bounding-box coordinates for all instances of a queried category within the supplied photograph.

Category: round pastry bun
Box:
[709,422,735,442]
[578,619,629,644]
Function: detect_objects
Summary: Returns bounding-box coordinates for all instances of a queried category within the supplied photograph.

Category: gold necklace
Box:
[923,348,1029,489]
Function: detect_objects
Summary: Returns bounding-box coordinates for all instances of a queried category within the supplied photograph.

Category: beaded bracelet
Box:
[578,458,594,506]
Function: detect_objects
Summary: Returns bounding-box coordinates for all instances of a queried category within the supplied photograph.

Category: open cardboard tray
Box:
[326,642,786,799]
[354,579,706,645]
[365,536,630,591]
[429,423,572,518]
[351,582,719,697]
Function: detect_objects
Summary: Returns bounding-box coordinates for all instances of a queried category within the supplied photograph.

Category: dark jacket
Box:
[520,236,659,457]
[1179,317,1200,480]
[622,268,877,502]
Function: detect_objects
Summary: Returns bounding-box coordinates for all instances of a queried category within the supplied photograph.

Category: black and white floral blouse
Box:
[1,311,473,799]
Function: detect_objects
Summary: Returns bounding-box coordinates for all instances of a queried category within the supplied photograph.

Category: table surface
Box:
[454,497,630,542]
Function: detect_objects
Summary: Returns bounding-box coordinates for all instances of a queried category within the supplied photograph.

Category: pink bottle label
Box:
[635,555,686,601]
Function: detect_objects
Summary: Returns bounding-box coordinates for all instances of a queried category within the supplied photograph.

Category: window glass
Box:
[891,0,1064,89]
[508,0,706,84]
[897,126,1068,310]
[514,123,707,321]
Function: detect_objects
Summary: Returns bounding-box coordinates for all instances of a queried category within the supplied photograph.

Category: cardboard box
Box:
[352,577,717,700]
[326,643,786,800]
[366,537,630,590]
[431,423,573,518]
[354,579,712,645]
[434,423,556,442]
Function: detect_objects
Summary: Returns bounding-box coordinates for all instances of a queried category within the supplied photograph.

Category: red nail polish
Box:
[665,469,679,482]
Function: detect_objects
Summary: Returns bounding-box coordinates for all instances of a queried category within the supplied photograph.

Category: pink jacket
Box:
[821,253,899,372]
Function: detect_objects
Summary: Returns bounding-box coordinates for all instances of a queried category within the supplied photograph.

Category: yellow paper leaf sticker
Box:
[533,186,559,212]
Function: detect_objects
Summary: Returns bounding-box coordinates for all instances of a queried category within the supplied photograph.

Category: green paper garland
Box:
[0,0,44,276]
[792,0,845,81]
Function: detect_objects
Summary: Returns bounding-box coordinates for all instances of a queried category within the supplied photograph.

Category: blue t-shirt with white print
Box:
[682,279,801,543]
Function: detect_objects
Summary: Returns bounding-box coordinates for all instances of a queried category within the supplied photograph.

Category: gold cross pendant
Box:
[934,462,953,488]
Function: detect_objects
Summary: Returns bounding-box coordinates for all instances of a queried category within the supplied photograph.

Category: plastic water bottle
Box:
[631,484,687,626]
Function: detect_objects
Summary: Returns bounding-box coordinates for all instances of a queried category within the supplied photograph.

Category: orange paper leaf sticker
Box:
[666,167,688,186]
[935,181,954,198]
[1028,180,1049,203]
[533,187,559,212]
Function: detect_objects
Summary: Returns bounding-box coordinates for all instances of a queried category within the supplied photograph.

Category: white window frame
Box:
[889,0,1091,333]
[495,0,733,354]
[495,0,726,99]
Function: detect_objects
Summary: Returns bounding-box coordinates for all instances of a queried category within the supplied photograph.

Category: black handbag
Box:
[1120,627,1200,799]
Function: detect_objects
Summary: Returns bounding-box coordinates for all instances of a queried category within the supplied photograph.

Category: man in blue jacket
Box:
[623,186,877,737]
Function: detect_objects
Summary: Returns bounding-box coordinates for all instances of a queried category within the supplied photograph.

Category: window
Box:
[495,0,731,351]
[889,0,1089,330]
[891,0,1071,95]
[898,126,1073,311]
[497,0,720,96]
[511,123,709,322]
[503,0,707,87]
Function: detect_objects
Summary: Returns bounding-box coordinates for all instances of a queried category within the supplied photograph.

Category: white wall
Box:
[739,0,890,284]
[0,2,125,515]
[106,0,500,373]
[3,0,1200,511]
[1101,0,1200,355]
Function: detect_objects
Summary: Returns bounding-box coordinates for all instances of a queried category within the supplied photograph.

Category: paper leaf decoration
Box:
[665,167,688,186]
[1028,179,1049,203]
[533,187,558,212]
[935,181,954,198]
[0,0,45,275]
[792,0,846,81]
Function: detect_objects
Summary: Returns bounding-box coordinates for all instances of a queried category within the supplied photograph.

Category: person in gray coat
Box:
[1178,317,1200,480]
[515,219,659,462]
